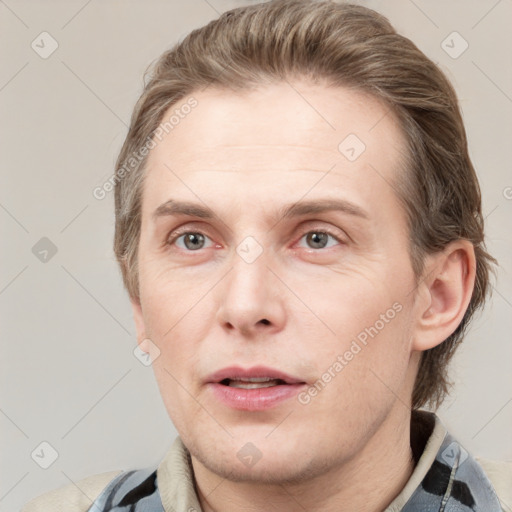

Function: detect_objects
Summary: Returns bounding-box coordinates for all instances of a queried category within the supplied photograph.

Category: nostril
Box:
[259,319,270,325]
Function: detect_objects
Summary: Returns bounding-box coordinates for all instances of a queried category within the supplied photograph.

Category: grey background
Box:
[1,0,511,510]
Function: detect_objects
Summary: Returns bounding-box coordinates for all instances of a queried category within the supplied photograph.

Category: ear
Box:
[411,239,476,352]
[130,295,151,353]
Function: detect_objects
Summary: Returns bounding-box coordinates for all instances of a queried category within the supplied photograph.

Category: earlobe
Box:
[412,240,476,352]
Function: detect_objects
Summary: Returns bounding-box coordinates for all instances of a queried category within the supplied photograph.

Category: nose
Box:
[215,251,286,337]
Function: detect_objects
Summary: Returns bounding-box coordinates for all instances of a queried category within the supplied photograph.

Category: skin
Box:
[130,79,476,512]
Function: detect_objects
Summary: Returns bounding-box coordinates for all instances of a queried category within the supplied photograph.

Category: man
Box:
[22,0,511,510]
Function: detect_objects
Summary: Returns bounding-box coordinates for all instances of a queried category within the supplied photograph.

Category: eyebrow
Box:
[152,198,370,224]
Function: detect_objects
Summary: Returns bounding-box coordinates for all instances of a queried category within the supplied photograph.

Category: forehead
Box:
[142,80,407,221]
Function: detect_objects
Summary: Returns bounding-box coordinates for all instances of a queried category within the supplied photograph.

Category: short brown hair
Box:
[113,0,496,410]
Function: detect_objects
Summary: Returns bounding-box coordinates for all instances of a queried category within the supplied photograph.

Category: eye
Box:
[297,230,343,250]
[168,231,215,251]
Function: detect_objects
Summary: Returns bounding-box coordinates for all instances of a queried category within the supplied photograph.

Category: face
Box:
[132,80,425,484]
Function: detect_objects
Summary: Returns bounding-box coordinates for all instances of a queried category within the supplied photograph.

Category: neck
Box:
[192,405,416,512]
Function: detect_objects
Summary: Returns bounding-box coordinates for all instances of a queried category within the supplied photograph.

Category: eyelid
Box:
[294,219,347,241]
[165,225,215,247]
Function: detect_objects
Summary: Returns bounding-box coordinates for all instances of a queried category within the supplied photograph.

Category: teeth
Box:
[236,377,275,383]
[227,378,282,389]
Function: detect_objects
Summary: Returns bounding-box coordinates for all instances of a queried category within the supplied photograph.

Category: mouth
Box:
[206,366,307,411]
[206,365,306,386]
[219,377,289,389]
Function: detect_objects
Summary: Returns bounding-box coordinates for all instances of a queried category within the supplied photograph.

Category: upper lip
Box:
[206,366,306,385]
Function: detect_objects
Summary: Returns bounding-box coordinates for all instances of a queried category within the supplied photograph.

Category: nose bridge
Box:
[228,239,270,309]
[216,237,283,333]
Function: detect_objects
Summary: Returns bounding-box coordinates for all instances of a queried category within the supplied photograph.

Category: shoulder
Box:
[475,457,512,506]
[20,470,123,512]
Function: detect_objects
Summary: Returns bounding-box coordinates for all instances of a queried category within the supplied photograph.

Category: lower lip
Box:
[208,382,306,411]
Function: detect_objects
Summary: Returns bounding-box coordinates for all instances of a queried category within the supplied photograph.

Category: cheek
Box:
[151,362,204,433]
[293,268,407,344]
[139,268,206,335]
[318,305,414,419]
[295,272,415,399]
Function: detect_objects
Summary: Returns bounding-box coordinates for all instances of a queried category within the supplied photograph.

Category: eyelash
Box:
[165,226,345,252]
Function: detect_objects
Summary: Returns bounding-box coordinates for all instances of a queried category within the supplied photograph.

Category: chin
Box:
[188,433,339,485]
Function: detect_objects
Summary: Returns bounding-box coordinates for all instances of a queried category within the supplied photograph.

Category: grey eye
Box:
[180,233,206,250]
[305,232,330,249]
